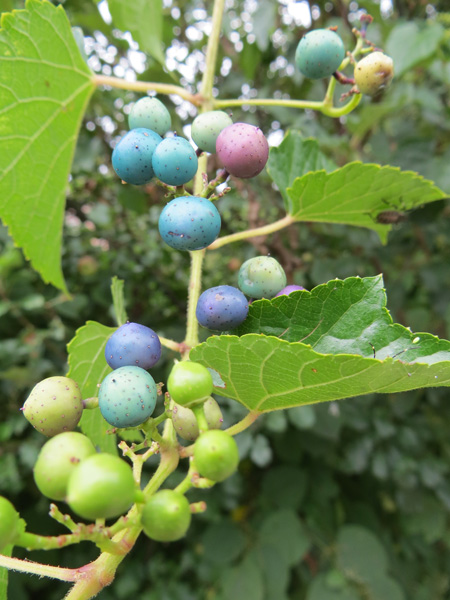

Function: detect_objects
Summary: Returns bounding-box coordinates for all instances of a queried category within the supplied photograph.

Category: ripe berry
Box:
[191,111,233,153]
[22,376,83,437]
[128,97,171,136]
[158,196,221,251]
[152,136,198,186]
[172,397,223,442]
[112,128,162,185]
[33,432,96,501]
[354,51,394,96]
[295,29,345,79]
[275,285,306,296]
[98,366,157,428]
[167,361,213,408]
[196,285,249,331]
[141,490,191,542]
[238,256,287,298]
[194,430,239,482]
[66,453,136,520]
[0,497,20,551]
[216,123,269,179]
[105,322,161,370]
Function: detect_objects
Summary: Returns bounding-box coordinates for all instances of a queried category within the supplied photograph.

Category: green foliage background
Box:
[1,0,450,599]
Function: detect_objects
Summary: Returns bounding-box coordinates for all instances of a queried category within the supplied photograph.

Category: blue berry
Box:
[152,136,198,185]
[295,29,345,80]
[158,196,221,251]
[128,97,171,136]
[196,285,249,331]
[105,322,161,370]
[112,128,162,185]
[238,256,287,298]
[98,366,157,428]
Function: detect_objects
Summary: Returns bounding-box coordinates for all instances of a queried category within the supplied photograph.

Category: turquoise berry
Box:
[152,136,198,186]
[158,196,221,251]
[238,256,287,299]
[295,29,345,79]
[112,128,162,185]
[128,97,171,136]
[191,111,233,153]
[98,366,157,428]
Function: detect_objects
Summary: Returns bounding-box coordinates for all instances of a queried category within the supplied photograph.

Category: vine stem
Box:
[208,215,296,250]
[0,555,78,582]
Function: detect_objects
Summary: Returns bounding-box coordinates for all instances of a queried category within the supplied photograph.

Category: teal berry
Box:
[152,136,198,186]
[98,366,157,428]
[128,96,171,136]
[158,196,221,251]
[295,29,345,79]
[238,256,287,299]
[191,111,233,153]
[112,128,162,185]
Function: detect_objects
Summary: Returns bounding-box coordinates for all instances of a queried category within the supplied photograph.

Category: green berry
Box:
[172,397,223,442]
[66,453,136,520]
[22,376,83,437]
[191,110,233,153]
[238,256,287,298]
[141,490,191,542]
[33,432,96,501]
[354,51,394,96]
[167,362,214,408]
[194,430,239,482]
[0,497,20,551]
[295,29,345,79]
[128,96,171,136]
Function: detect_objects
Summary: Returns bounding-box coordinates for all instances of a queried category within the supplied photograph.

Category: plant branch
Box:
[208,215,296,250]
[0,554,78,582]
[94,75,201,106]
[225,410,261,436]
[200,0,227,105]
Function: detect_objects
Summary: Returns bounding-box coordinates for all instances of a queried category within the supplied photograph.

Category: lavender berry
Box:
[216,123,269,179]
[275,285,306,296]
[196,285,249,331]
[105,322,161,370]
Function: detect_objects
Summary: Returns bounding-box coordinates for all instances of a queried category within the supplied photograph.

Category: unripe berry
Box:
[128,97,171,136]
[112,128,162,185]
[0,497,20,551]
[191,111,233,153]
[167,361,213,408]
[194,430,239,482]
[295,29,345,79]
[216,123,269,179]
[152,136,198,186]
[238,256,287,299]
[196,285,249,331]
[172,397,223,442]
[354,51,394,96]
[141,490,191,542]
[105,322,161,370]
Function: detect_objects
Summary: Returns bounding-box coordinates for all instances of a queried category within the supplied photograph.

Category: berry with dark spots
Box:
[191,110,233,153]
[275,285,306,296]
[141,490,191,542]
[354,51,394,96]
[105,322,161,370]
[167,361,213,408]
[172,397,223,442]
[194,430,239,482]
[216,122,269,179]
[112,128,162,185]
[128,96,171,136]
[158,196,221,251]
[295,29,345,79]
[33,432,96,501]
[98,366,157,428]
[0,497,21,551]
[22,376,83,437]
[238,256,287,299]
[152,136,198,186]
[196,285,249,331]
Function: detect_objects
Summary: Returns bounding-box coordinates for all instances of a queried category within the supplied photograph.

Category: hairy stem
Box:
[0,554,78,582]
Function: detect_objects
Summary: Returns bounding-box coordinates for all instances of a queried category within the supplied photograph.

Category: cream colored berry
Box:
[354,51,394,96]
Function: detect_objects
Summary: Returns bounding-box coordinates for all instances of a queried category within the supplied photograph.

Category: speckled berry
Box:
[354,51,394,96]
[141,490,191,542]
[152,136,198,185]
[196,285,249,331]
[105,322,161,370]
[98,366,157,428]
[238,256,287,299]
[216,123,269,179]
[172,397,223,442]
[191,111,233,153]
[112,128,162,185]
[0,497,20,551]
[22,376,83,437]
[295,29,345,79]
[275,285,306,296]
[158,196,221,251]
[33,432,96,501]
[128,97,171,136]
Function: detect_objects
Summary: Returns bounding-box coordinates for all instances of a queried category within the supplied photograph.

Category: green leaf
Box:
[386,21,445,78]
[285,163,446,243]
[0,0,95,291]
[67,321,117,453]
[111,277,127,326]
[220,554,264,600]
[0,544,11,600]
[105,0,164,64]
[258,509,310,567]
[336,525,388,581]
[201,522,247,565]
[307,574,361,600]
[252,0,276,52]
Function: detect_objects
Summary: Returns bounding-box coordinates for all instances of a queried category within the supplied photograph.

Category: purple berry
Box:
[196,285,249,331]
[216,123,269,179]
[105,322,161,370]
[275,285,306,296]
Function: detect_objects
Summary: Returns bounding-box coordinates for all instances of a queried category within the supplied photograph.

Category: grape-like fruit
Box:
[105,322,161,370]
[167,361,213,408]
[172,397,223,442]
[152,136,198,186]
[128,97,171,136]
[33,432,96,501]
[295,29,345,79]
[141,490,191,542]
[66,453,136,520]
[216,123,269,179]
[0,497,20,551]
[112,128,162,185]
[22,376,83,437]
[191,111,233,153]
[98,366,157,428]
[158,196,221,251]
[275,285,306,296]
[238,256,287,298]
[354,51,394,96]
[196,285,249,331]
[194,430,239,482]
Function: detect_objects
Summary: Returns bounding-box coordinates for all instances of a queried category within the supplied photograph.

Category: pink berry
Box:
[216,123,269,179]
